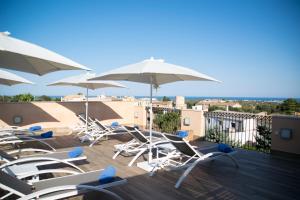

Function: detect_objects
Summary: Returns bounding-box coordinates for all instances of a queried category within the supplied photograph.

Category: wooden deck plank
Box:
[1,134,300,200]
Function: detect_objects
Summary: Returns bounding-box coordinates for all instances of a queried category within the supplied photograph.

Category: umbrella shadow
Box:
[0,102,59,126]
[57,101,122,121]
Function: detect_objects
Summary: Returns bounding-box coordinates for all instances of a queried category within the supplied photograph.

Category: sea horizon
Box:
[45,95,300,102]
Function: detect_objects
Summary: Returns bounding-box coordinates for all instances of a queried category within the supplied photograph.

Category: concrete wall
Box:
[180,109,205,141]
[271,115,300,155]
[0,101,145,129]
[133,106,147,129]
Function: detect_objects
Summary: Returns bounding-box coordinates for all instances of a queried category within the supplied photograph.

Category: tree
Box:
[255,125,271,152]
[153,112,180,133]
[54,97,61,101]
[162,96,171,102]
[186,100,198,109]
[279,98,299,115]
[229,106,242,112]
[206,126,221,143]
[0,95,12,102]
[255,103,279,114]
[206,126,237,147]
[11,93,34,102]
[208,105,225,112]
[36,95,52,101]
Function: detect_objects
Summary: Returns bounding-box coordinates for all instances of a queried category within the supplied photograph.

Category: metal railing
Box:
[146,107,181,133]
[204,111,272,153]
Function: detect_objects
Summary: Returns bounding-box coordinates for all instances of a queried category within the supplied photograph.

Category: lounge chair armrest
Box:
[0,157,85,173]
[152,140,170,146]
[18,169,80,180]
[16,135,56,151]
[0,136,19,141]
[18,184,126,200]
[7,148,54,156]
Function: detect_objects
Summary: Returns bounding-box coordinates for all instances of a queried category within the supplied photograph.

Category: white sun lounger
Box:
[0,134,55,150]
[77,115,98,133]
[113,126,170,167]
[0,169,127,200]
[0,148,87,183]
[88,118,127,147]
[149,134,239,188]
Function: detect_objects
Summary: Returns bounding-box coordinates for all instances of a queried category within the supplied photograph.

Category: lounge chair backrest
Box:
[88,117,95,124]
[0,150,15,161]
[95,119,107,130]
[124,126,148,143]
[78,115,86,124]
[0,171,32,195]
[163,134,197,157]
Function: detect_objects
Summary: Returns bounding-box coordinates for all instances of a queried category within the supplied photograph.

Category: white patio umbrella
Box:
[0,68,33,86]
[89,57,221,163]
[0,31,90,75]
[48,72,126,132]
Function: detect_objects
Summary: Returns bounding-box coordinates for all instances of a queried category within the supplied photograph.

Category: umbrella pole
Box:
[149,79,153,163]
[85,87,89,134]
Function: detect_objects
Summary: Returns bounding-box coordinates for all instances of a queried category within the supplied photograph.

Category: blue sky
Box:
[1,0,299,98]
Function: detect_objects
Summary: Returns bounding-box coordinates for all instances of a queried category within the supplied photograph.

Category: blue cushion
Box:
[99,165,116,184]
[218,143,233,153]
[176,130,188,138]
[29,125,42,132]
[68,147,83,158]
[40,131,53,138]
[111,122,119,127]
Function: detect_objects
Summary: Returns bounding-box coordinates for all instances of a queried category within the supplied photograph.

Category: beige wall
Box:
[133,106,147,129]
[0,101,146,129]
[180,109,205,140]
[271,115,300,155]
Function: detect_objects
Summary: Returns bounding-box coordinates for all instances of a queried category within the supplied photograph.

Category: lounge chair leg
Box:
[1,191,13,199]
[175,157,206,189]
[224,154,239,168]
[113,150,122,159]
[89,134,106,147]
[149,156,170,177]
[77,187,124,200]
[128,148,147,167]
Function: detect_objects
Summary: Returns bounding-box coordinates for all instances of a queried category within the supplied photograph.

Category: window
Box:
[231,122,236,128]
[237,121,243,132]
[219,120,223,126]
[208,119,211,124]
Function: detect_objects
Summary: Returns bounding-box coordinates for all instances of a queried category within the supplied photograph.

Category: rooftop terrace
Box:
[2,133,299,200]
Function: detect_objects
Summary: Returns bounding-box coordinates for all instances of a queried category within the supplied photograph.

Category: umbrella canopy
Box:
[89,57,220,87]
[48,72,126,90]
[89,57,220,163]
[0,31,90,75]
[0,68,33,86]
[48,72,126,133]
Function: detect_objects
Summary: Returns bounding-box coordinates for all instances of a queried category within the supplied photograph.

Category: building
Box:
[192,105,204,111]
[205,110,267,145]
[61,94,124,102]
[61,94,85,102]
[195,99,241,111]
[175,96,187,109]
[152,101,173,108]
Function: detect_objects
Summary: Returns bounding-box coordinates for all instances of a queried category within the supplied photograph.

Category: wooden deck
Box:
[2,134,300,200]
